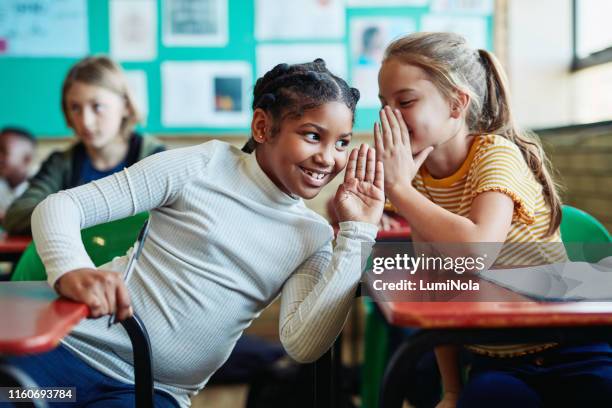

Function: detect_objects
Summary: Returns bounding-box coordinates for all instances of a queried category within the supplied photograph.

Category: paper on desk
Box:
[479,257,612,301]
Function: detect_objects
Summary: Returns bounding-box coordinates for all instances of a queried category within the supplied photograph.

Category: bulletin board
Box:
[0,0,494,138]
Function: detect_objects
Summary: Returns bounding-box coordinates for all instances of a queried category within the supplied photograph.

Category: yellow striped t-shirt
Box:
[412,134,567,357]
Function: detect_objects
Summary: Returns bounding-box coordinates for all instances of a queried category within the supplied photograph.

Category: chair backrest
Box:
[560,205,611,262]
[11,212,149,282]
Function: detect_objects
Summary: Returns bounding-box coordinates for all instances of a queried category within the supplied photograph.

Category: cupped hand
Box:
[374,106,433,194]
[55,268,133,321]
[333,144,385,225]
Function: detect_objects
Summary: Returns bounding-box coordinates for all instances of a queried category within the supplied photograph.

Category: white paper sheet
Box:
[421,15,488,50]
[350,17,416,107]
[162,61,251,127]
[0,0,88,57]
[110,0,157,61]
[430,0,493,14]
[255,0,345,40]
[162,0,228,46]
[480,257,612,301]
[124,70,148,125]
[256,44,347,81]
[348,0,429,6]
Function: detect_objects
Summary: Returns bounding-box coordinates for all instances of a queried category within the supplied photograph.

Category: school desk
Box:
[364,272,612,408]
[0,233,31,264]
[0,281,155,407]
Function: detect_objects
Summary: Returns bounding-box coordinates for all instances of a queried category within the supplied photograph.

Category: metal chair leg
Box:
[120,313,154,408]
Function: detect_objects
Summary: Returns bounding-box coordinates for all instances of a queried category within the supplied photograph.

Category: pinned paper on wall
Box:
[421,15,487,50]
[162,61,251,127]
[0,0,88,57]
[163,0,228,46]
[110,0,157,61]
[255,0,345,40]
[430,0,493,14]
[256,44,347,80]
[350,17,416,108]
[347,0,429,7]
[125,70,149,125]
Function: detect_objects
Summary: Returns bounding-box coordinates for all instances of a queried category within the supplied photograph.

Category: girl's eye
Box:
[69,104,81,113]
[304,132,320,142]
[335,139,350,149]
[399,100,416,108]
[92,103,104,113]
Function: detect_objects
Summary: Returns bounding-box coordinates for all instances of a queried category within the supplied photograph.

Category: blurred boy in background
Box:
[0,127,36,223]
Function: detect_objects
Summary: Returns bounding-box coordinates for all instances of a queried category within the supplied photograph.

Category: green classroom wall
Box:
[0,0,493,138]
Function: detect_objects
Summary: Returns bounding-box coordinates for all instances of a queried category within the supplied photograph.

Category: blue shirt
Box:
[79,156,126,184]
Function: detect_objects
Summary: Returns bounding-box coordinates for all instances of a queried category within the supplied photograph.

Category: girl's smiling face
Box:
[253,101,353,199]
[378,58,459,154]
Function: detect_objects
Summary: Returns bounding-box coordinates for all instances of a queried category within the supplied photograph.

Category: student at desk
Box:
[8,59,384,407]
[2,56,165,236]
[374,32,612,408]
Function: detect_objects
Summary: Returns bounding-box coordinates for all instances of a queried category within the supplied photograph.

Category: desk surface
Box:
[367,274,612,329]
[0,281,88,355]
[0,233,31,253]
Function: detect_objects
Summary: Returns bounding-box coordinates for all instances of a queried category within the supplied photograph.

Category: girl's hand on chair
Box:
[55,268,133,321]
[435,391,460,408]
[374,106,433,195]
[334,144,385,225]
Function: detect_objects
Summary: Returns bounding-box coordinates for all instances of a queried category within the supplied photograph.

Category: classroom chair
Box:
[560,205,612,262]
[361,205,612,408]
[9,213,155,407]
[11,212,150,281]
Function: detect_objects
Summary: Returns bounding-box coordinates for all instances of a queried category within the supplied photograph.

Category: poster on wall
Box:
[0,0,88,57]
[350,17,416,108]
[347,0,429,6]
[430,0,493,14]
[162,61,251,127]
[256,44,347,80]
[110,0,157,61]
[124,70,148,125]
[255,0,345,40]
[162,0,228,46]
[421,15,487,49]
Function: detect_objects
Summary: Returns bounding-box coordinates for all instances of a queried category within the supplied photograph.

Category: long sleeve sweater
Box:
[31,140,377,407]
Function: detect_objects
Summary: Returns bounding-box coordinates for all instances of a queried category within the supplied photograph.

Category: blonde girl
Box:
[375,32,612,408]
[4,55,164,235]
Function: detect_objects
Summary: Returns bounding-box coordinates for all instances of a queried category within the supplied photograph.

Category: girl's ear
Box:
[251,108,272,144]
[450,89,470,119]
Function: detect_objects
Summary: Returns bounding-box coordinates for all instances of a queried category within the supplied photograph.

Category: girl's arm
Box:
[375,107,514,257]
[278,144,384,362]
[3,152,67,235]
[31,145,210,317]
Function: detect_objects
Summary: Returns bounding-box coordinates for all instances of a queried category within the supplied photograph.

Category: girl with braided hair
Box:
[6,59,384,407]
[374,32,612,408]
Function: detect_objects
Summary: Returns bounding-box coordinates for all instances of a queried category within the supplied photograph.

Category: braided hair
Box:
[242,58,360,153]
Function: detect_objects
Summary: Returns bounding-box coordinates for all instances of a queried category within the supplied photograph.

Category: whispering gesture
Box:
[374,106,433,193]
[334,144,385,225]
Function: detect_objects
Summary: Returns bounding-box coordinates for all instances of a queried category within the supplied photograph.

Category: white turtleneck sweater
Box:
[31,140,377,407]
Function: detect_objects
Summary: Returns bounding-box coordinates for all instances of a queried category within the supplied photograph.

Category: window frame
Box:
[571,0,612,71]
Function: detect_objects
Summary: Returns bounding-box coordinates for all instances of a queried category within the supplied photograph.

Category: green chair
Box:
[560,205,612,262]
[361,205,612,408]
[11,212,149,282]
